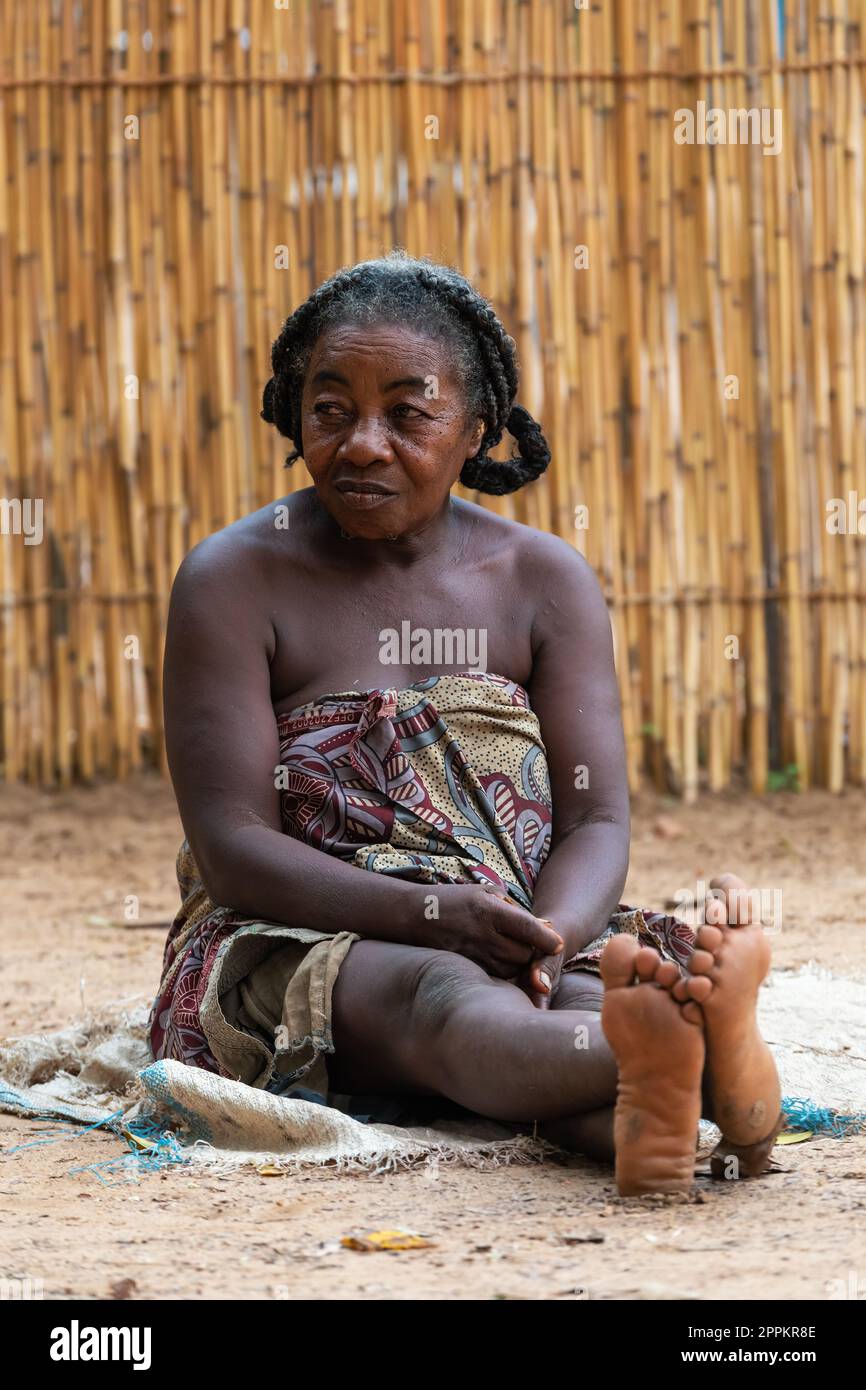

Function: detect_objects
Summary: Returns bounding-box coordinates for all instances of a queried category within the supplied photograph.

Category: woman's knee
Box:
[330,939,493,1056]
[328,940,474,1092]
[408,949,497,1037]
[550,971,604,1012]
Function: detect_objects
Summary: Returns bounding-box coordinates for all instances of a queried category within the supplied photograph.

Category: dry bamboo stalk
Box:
[0,0,17,781]
[587,0,641,791]
[745,0,779,791]
[622,0,664,789]
[662,0,685,797]
[538,0,561,541]
[374,0,393,264]
[828,0,854,793]
[212,1,236,537]
[668,2,689,794]
[18,0,49,783]
[716,0,744,777]
[403,0,423,256]
[576,7,606,589]
[730,0,768,793]
[232,0,255,525]
[315,1,334,278]
[454,1,471,302]
[557,2,580,573]
[63,0,94,782]
[514,2,542,530]
[260,0,280,516]
[617,0,660,787]
[36,0,69,785]
[701,0,727,793]
[258,0,276,507]
[479,0,497,303]
[7,0,24,778]
[333,0,354,265]
[707,0,732,782]
[766,0,808,788]
[0,0,19,783]
[848,0,866,786]
[133,0,161,775]
[351,0,371,259]
[279,0,303,503]
[192,0,216,543]
[806,0,825,785]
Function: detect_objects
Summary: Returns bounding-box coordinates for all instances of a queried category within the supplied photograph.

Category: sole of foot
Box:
[600,935,705,1197]
[679,872,783,1178]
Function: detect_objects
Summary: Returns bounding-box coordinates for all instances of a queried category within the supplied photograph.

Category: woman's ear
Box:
[466,417,485,459]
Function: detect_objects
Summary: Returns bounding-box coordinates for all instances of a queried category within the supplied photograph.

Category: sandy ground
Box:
[1,778,865,1302]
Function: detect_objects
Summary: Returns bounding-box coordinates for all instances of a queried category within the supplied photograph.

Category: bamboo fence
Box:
[0,0,864,798]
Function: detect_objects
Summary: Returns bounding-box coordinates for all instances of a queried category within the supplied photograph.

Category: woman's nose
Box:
[339,414,395,464]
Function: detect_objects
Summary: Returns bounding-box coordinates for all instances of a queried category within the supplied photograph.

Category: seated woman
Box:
[149,250,783,1195]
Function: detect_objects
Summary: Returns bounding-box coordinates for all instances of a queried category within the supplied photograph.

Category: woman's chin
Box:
[323,493,409,540]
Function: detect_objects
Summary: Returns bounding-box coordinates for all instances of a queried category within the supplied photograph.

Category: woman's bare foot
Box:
[600,935,707,1197]
[679,872,783,1177]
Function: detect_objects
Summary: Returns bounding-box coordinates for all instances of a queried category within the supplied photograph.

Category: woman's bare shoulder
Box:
[172,490,315,591]
[456,499,599,600]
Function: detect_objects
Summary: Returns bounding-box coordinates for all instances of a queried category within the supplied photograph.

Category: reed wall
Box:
[1,0,864,797]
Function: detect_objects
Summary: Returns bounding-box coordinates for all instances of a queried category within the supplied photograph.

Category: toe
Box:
[710,872,749,894]
[600,934,641,988]
[696,925,723,953]
[689,948,717,976]
[705,893,728,926]
[634,946,662,981]
[672,977,690,1003]
[681,1000,704,1026]
[685,974,713,1003]
[655,960,680,988]
[710,873,753,925]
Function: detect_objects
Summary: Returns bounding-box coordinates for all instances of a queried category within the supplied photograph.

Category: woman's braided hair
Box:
[260,249,551,496]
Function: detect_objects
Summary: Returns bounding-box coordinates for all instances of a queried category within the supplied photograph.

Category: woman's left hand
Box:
[517,928,564,1009]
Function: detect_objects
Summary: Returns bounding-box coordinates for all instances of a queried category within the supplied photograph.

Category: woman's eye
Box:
[313,402,425,421]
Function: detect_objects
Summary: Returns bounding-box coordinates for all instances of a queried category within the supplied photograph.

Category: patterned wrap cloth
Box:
[148,672,695,1094]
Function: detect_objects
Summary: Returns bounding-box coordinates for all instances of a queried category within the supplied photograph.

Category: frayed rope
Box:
[782,1096,866,1137]
[1,1103,190,1185]
[2,1108,125,1154]
[67,1116,191,1186]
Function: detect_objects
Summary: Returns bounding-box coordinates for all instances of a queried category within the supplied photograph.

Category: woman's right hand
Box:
[424,882,564,979]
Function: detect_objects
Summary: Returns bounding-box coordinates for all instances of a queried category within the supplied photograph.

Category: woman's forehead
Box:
[308,323,460,385]
[313,320,445,358]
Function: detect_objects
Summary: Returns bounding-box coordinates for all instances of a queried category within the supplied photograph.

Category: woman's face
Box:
[299,321,485,539]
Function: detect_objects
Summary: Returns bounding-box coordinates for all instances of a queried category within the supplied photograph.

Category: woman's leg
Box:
[327,942,703,1163]
[538,971,615,1160]
[326,872,782,1188]
[327,934,705,1192]
[326,939,618,1121]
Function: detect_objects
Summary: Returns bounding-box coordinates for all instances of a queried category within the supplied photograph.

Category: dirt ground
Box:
[1,778,865,1301]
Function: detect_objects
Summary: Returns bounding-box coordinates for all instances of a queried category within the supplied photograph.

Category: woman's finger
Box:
[531,952,560,995]
[479,933,534,973]
[488,900,563,956]
[516,953,561,1009]
[527,952,563,1007]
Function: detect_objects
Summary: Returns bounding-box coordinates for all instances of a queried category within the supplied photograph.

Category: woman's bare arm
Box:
[163,531,431,939]
[526,535,631,955]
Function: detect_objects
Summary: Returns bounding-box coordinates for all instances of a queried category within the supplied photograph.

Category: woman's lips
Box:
[334,486,397,510]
